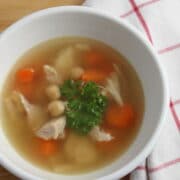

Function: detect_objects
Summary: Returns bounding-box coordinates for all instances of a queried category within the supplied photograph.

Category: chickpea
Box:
[71,67,84,80]
[46,85,60,100]
[48,100,65,117]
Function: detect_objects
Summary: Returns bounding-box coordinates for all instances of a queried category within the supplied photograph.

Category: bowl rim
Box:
[0,5,169,180]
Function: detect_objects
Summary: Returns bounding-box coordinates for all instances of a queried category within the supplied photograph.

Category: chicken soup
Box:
[1,37,144,174]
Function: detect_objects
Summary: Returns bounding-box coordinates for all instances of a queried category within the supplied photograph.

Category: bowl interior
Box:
[0,6,167,180]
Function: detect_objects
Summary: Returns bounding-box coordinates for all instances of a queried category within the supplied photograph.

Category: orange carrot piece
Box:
[85,51,113,71]
[81,69,108,83]
[16,68,35,83]
[37,138,59,156]
[106,104,135,128]
[85,51,104,67]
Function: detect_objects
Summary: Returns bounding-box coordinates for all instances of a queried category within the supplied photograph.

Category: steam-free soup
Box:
[1,37,144,174]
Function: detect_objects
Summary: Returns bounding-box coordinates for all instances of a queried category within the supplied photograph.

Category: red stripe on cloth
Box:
[121,9,134,18]
[129,0,153,44]
[173,99,180,106]
[158,43,180,54]
[149,158,180,172]
[136,166,146,170]
[170,100,180,130]
[138,0,160,9]
[121,0,160,18]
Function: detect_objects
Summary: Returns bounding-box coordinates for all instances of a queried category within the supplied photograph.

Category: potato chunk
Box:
[54,47,76,79]
[64,133,98,164]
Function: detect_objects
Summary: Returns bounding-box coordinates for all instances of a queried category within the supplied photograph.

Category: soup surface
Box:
[1,37,144,174]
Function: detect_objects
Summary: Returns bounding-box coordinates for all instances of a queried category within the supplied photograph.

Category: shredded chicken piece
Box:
[36,116,66,140]
[4,92,24,118]
[5,91,47,130]
[43,65,61,84]
[113,64,121,76]
[89,126,113,142]
[5,91,31,114]
[105,70,123,106]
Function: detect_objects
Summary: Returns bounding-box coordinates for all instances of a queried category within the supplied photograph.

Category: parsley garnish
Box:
[60,80,107,135]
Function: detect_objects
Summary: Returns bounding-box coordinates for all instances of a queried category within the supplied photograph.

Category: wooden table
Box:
[0,1,130,179]
[0,0,84,31]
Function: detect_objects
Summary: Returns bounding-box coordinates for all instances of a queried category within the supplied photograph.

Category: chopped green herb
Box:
[60,79,81,100]
[60,80,107,135]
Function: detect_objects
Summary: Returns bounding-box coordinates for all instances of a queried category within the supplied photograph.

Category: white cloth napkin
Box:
[84,1,180,180]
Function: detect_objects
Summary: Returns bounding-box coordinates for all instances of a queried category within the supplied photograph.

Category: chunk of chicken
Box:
[5,91,27,114]
[89,126,113,142]
[4,93,24,119]
[105,71,123,106]
[5,91,47,130]
[64,133,98,164]
[36,116,66,140]
[44,65,61,84]
[54,47,76,79]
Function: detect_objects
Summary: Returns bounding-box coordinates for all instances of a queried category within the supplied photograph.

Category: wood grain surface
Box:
[0,0,84,31]
[0,0,130,179]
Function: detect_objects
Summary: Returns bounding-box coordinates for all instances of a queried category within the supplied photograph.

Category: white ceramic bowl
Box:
[0,6,168,180]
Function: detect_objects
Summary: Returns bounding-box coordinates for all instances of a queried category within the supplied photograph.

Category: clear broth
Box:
[1,37,144,174]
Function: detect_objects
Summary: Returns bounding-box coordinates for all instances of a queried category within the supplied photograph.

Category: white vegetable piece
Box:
[44,65,61,84]
[89,126,113,142]
[71,66,84,80]
[36,116,66,140]
[47,100,65,117]
[64,133,98,164]
[46,85,61,100]
[106,72,123,106]
[54,47,76,79]
[5,91,47,130]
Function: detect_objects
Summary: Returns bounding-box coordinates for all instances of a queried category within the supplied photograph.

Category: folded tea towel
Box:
[84,1,180,180]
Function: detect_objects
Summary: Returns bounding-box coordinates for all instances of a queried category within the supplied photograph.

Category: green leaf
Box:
[60,80,81,100]
[60,80,108,135]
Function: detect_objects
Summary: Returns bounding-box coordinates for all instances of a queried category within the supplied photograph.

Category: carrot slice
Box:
[36,138,59,156]
[85,51,113,72]
[85,51,104,67]
[106,104,135,128]
[16,68,35,83]
[81,69,108,83]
